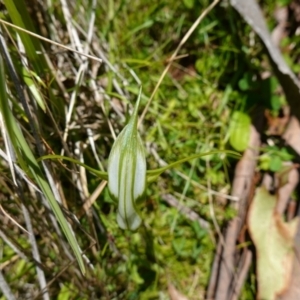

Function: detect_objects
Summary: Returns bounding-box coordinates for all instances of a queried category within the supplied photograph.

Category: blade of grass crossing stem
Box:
[3,0,48,74]
[0,57,86,274]
[22,67,46,112]
[4,0,49,111]
[146,150,240,182]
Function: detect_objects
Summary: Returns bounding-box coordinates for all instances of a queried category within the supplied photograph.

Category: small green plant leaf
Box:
[183,0,195,9]
[259,154,271,171]
[270,94,282,113]
[238,76,250,91]
[259,147,294,172]
[57,284,73,300]
[229,111,251,152]
[269,155,282,172]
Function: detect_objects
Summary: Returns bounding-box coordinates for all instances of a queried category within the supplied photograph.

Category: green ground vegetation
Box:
[0,0,297,299]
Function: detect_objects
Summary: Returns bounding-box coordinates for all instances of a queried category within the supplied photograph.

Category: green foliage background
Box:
[0,0,296,299]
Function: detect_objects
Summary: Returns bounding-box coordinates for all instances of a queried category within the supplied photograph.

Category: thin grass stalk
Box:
[21,202,50,300]
[0,271,16,300]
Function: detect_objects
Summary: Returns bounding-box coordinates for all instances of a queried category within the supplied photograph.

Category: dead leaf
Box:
[271,6,288,47]
[168,284,189,300]
[283,116,300,155]
[248,187,299,300]
[279,222,300,299]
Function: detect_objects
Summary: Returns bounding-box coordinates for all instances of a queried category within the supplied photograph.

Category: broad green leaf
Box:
[248,187,299,300]
[229,111,251,152]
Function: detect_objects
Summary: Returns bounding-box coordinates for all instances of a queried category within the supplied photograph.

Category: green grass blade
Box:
[146,150,240,182]
[39,154,108,180]
[3,0,48,74]
[22,67,46,112]
[0,56,86,275]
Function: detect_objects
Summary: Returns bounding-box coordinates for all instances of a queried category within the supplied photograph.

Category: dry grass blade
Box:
[0,271,16,300]
[21,204,50,300]
[0,205,29,234]
[0,19,102,63]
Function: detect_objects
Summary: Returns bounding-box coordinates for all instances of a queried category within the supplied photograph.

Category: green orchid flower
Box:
[107,86,146,230]
[39,87,239,231]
